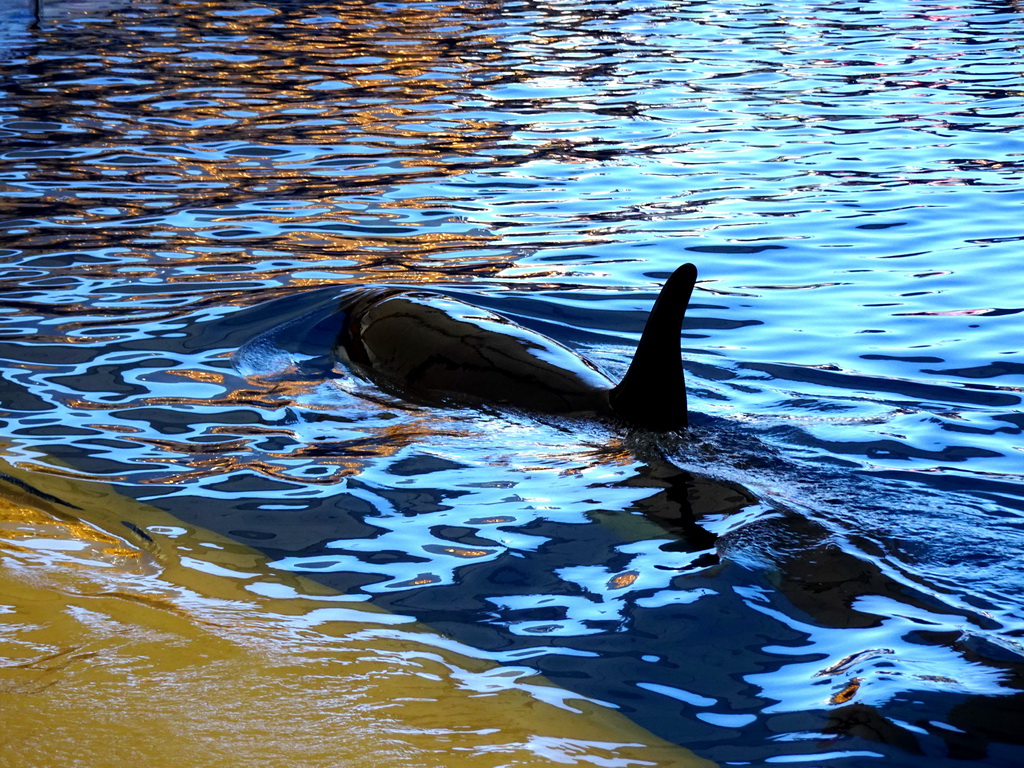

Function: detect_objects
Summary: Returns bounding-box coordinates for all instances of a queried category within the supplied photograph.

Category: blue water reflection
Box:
[2,0,1023,764]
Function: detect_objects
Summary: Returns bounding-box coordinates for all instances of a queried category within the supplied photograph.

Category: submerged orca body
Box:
[331,263,698,431]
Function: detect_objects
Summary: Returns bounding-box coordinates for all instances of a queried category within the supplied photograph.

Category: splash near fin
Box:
[608,263,697,431]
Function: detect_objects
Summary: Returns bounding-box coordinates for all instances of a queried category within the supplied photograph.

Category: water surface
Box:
[1,0,1023,765]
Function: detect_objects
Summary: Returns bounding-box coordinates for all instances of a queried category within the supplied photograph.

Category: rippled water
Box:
[2,0,1023,765]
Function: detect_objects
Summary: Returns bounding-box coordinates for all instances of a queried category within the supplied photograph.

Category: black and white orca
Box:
[237,264,698,431]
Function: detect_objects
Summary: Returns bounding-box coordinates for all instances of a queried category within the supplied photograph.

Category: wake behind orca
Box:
[236,263,698,431]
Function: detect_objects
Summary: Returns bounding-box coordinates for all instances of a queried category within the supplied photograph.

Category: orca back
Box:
[337,291,615,415]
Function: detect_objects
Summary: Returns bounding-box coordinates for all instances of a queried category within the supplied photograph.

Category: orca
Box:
[328,263,698,431]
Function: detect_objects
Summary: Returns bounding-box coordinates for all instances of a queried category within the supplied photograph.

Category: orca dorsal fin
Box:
[608,263,697,431]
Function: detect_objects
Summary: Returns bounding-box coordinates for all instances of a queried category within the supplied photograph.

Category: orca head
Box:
[608,263,697,431]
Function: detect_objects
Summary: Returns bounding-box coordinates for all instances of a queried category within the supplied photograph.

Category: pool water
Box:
[1,0,1022,765]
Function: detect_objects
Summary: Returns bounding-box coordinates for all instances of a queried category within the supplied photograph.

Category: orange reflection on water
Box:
[607,571,639,590]
[830,678,862,706]
[0,457,712,768]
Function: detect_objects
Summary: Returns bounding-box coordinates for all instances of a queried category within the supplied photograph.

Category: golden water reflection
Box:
[0,458,712,768]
